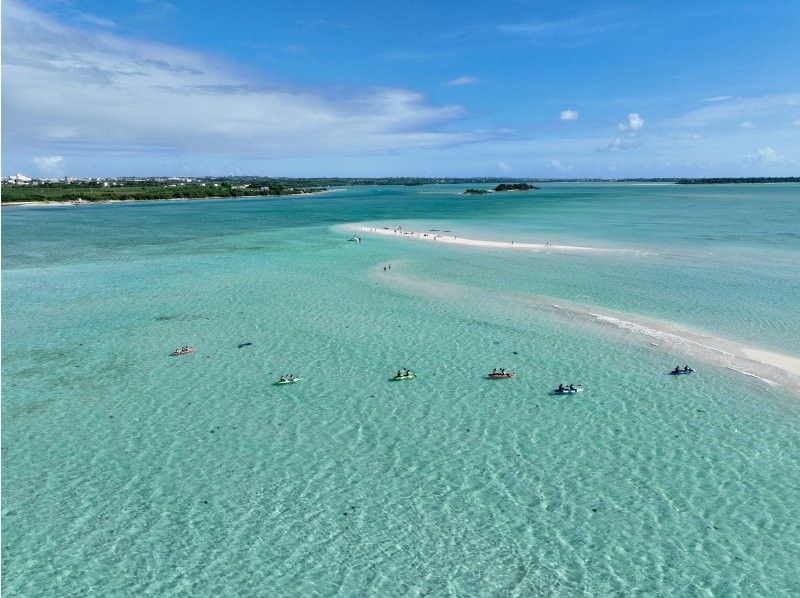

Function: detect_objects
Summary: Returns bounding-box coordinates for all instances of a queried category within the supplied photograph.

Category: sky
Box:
[2,0,800,177]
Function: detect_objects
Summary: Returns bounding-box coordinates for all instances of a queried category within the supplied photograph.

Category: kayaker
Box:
[557,384,565,392]
[396,370,402,378]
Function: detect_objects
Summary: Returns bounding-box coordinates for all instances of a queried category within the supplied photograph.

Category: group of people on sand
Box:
[382,264,392,271]
[279,374,299,382]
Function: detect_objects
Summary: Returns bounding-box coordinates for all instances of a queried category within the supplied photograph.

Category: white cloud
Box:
[32,155,65,174]
[700,95,732,103]
[617,113,644,132]
[497,161,512,173]
[793,120,800,126]
[627,113,644,131]
[559,109,579,121]
[446,76,478,87]
[744,147,783,165]
[740,121,756,128]
[3,1,475,160]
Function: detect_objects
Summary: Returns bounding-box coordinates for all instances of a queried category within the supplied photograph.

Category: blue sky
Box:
[3,0,800,177]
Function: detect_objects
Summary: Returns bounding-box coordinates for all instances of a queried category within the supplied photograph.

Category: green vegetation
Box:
[1,180,326,203]
[463,188,490,195]
[494,182,540,192]
[677,177,800,184]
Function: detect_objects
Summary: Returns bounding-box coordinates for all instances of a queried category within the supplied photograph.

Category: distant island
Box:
[494,183,540,191]
[463,188,490,195]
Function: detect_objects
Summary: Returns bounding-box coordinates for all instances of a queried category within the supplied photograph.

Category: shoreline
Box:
[1,188,343,208]
[583,310,800,390]
[343,223,637,254]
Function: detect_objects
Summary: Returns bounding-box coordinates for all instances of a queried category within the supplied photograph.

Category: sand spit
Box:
[369,266,800,392]
[343,223,638,254]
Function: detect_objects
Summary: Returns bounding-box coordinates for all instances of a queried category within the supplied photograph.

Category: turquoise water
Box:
[3,184,800,595]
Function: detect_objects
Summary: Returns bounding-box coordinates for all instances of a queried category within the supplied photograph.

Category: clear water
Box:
[3,184,800,595]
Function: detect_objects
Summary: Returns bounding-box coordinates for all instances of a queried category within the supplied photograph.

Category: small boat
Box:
[275,377,302,385]
[170,346,196,356]
[487,371,516,379]
[553,385,583,394]
[391,372,416,381]
[348,236,362,242]
[669,368,695,375]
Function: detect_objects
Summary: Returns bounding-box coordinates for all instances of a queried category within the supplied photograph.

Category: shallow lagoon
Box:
[3,184,800,595]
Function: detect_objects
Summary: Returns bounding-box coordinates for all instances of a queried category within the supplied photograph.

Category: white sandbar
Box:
[739,348,800,378]
[344,224,629,253]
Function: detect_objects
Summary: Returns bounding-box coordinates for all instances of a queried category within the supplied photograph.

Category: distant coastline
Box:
[4,176,799,205]
[676,177,800,184]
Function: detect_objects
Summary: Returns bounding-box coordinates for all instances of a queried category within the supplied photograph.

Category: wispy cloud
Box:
[497,161,512,173]
[32,155,65,175]
[672,93,800,127]
[73,12,116,28]
[376,50,454,62]
[700,95,733,103]
[3,1,478,159]
[601,137,642,152]
[740,121,756,128]
[446,76,478,87]
[497,11,622,44]
[559,109,579,121]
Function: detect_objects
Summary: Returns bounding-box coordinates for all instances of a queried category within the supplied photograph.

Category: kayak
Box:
[669,369,695,375]
[391,373,416,381]
[275,378,302,385]
[170,347,196,356]
[487,372,516,379]
[553,386,583,394]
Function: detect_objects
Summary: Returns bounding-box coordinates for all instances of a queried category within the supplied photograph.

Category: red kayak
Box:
[487,372,516,379]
